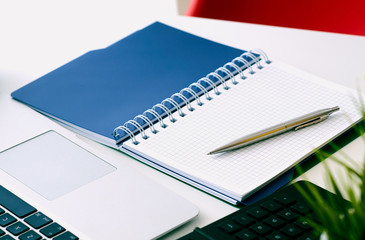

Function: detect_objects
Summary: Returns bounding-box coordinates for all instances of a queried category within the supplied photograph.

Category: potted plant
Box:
[296,106,365,240]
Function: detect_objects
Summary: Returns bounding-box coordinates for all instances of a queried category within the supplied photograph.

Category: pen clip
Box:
[294,115,329,131]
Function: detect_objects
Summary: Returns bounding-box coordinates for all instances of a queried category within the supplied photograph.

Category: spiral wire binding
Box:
[181,87,203,106]
[125,120,147,142]
[134,114,158,134]
[217,67,238,85]
[208,72,229,90]
[190,82,212,101]
[233,56,255,74]
[113,49,271,145]
[162,98,186,117]
[172,93,194,111]
[224,62,245,80]
[144,109,167,128]
[198,77,221,95]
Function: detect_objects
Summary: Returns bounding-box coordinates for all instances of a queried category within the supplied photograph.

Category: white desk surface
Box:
[1,1,365,239]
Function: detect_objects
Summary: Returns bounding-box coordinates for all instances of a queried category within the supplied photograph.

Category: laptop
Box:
[0,130,199,239]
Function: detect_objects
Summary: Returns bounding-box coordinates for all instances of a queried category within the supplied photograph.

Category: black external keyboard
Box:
[179,181,346,240]
[0,185,78,240]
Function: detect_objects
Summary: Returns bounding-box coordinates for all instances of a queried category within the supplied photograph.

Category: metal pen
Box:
[207,106,340,155]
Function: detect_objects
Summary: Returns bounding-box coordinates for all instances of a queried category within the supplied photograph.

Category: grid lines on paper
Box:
[127,62,361,198]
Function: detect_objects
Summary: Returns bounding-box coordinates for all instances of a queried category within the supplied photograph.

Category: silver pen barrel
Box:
[207,106,340,155]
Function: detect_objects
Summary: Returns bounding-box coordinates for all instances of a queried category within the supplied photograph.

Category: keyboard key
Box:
[40,222,65,237]
[277,209,298,222]
[266,231,289,240]
[235,229,258,240]
[274,194,296,207]
[6,221,29,236]
[246,207,269,220]
[0,186,37,218]
[0,208,5,215]
[0,213,16,227]
[297,233,318,240]
[291,201,311,215]
[233,214,255,227]
[0,229,4,236]
[53,231,79,240]
[264,215,286,229]
[0,235,15,240]
[179,231,208,240]
[280,224,302,238]
[25,212,52,229]
[260,200,283,213]
[19,230,42,240]
[295,219,312,231]
[249,222,271,236]
[218,220,241,234]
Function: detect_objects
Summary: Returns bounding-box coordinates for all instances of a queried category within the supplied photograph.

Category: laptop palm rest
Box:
[0,131,199,239]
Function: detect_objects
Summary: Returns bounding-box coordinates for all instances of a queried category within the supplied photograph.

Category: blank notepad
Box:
[123,61,361,201]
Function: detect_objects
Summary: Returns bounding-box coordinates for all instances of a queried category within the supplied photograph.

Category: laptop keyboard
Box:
[179,181,346,240]
[0,185,78,240]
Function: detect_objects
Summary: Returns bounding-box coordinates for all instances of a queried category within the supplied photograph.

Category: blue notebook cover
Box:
[11,21,245,146]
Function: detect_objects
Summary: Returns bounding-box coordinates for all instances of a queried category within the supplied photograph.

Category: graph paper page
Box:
[123,61,361,200]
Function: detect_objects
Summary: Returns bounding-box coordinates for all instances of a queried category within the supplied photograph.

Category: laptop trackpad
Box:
[0,131,116,200]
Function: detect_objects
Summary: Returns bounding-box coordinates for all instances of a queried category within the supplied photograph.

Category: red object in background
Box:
[186,0,365,36]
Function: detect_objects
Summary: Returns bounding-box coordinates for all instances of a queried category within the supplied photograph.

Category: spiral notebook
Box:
[12,22,362,204]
